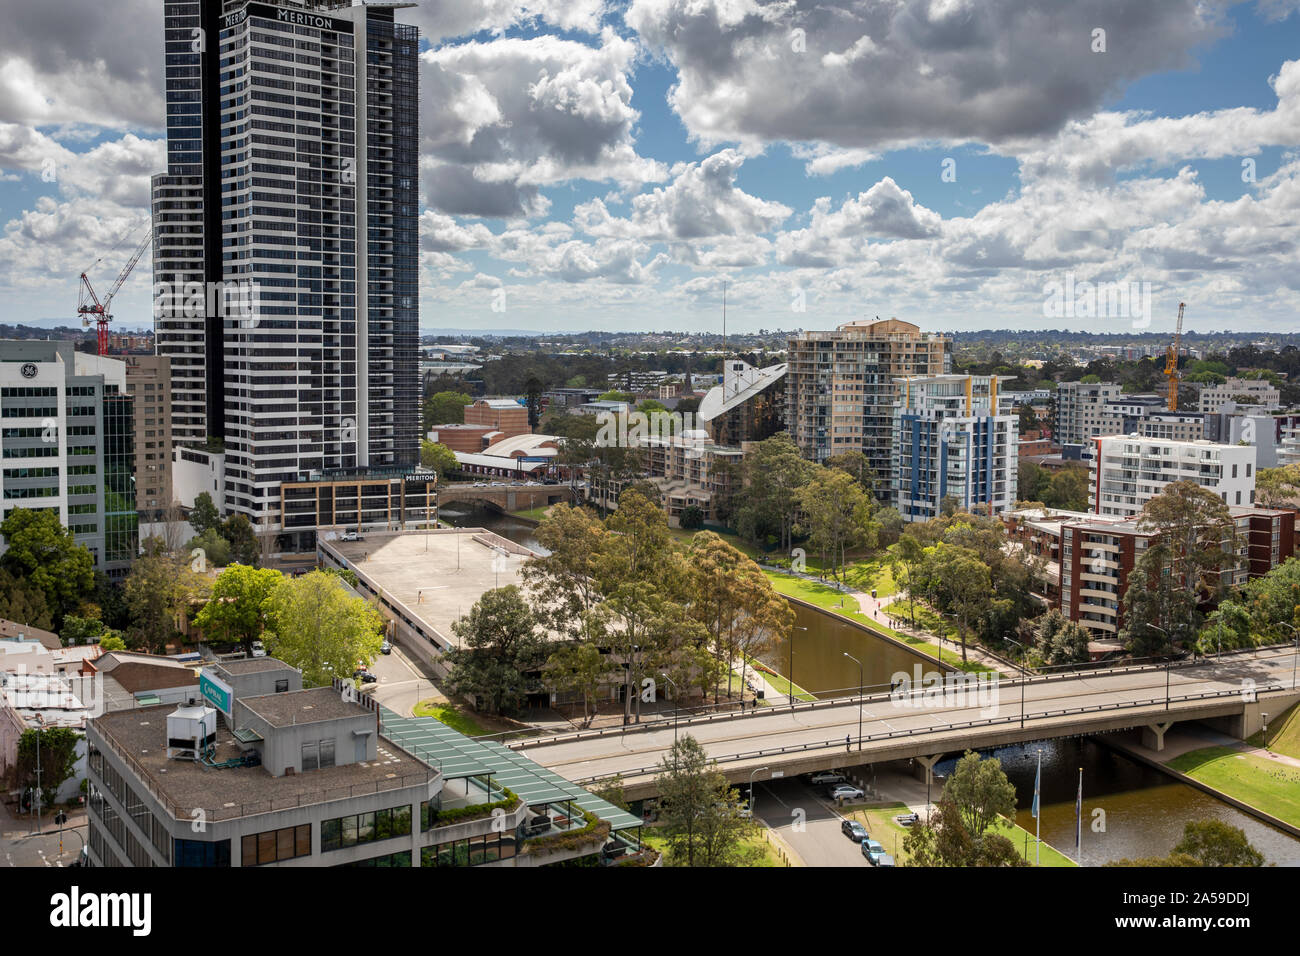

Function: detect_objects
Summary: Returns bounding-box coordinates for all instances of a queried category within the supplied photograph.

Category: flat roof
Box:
[240,686,368,727]
[322,531,532,649]
[91,704,435,822]
[215,657,297,677]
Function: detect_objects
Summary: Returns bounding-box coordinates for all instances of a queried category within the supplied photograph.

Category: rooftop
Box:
[91,703,435,822]
[240,686,367,727]
[216,657,297,677]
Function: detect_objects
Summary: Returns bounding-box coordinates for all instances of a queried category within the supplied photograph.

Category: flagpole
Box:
[1076,767,1083,866]
[1035,750,1041,866]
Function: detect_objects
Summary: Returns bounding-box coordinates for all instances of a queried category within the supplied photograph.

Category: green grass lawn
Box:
[511,506,551,521]
[1166,745,1300,828]
[413,700,493,737]
[642,826,785,866]
[1247,700,1300,760]
[749,659,817,702]
[840,803,1073,866]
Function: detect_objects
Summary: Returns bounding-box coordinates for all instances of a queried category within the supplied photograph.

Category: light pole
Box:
[1147,624,1171,710]
[843,652,863,753]
[790,626,808,709]
[661,673,680,747]
[749,766,769,821]
[1005,637,1027,729]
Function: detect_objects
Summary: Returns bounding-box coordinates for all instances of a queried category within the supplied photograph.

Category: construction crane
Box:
[77,226,153,356]
[1165,301,1186,411]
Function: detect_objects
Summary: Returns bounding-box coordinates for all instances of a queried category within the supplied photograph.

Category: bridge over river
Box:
[513,645,1300,800]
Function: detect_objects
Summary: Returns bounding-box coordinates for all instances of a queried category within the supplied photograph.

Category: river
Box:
[453,504,1300,865]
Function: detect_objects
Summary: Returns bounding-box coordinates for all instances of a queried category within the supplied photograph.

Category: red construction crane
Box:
[1164,301,1185,411]
[77,227,153,356]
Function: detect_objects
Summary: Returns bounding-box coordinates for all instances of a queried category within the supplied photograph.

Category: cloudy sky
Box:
[3,0,1300,335]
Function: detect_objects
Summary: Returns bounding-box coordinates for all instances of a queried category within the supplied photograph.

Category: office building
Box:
[697,359,787,446]
[0,342,137,576]
[892,374,1018,521]
[85,657,644,866]
[151,0,420,536]
[1089,436,1257,518]
[786,318,951,497]
[123,355,174,519]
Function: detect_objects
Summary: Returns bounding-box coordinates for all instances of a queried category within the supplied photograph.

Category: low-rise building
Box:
[1199,377,1282,414]
[464,399,530,439]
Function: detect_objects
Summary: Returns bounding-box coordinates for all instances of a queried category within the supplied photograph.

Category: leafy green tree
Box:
[1042,466,1089,511]
[446,585,547,715]
[17,727,81,810]
[542,642,606,727]
[1017,459,1050,504]
[221,514,260,567]
[1035,609,1091,666]
[1174,820,1264,867]
[124,538,208,653]
[194,564,283,655]
[99,634,126,651]
[263,571,384,687]
[0,567,53,630]
[186,527,231,568]
[422,390,472,430]
[59,615,106,647]
[523,503,608,641]
[943,751,1019,840]
[1256,463,1300,508]
[922,543,991,663]
[794,468,877,581]
[189,492,221,536]
[654,735,760,867]
[825,450,875,495]
[689,532,792,701]
[678,505,704,530]
[0,508,94,628]
[525,376,544,429]
[903,797,1027,867]
[735,432,816,552]
[420,440,458,477]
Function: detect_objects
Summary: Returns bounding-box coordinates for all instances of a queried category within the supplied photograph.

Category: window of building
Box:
[173,838,231,867]
[321,805,412,852]
[241,824,311,865]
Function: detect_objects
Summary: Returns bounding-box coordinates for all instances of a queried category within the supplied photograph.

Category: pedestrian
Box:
[846,734,851,751]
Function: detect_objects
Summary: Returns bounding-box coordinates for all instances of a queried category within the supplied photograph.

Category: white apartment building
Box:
[1055,381,1122,446]
[892,374,1018,521]
[1199,377,1282,414]
[1089,436,1257,517]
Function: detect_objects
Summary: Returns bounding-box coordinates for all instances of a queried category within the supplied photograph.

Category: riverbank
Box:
[1099,726,1300,838]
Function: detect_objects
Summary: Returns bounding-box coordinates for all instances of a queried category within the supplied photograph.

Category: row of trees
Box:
[447,490,793,723]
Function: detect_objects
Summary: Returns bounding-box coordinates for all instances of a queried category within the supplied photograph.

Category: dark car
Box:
[862,838,887,864]
[841,819,869,842]
[353,670,377,684]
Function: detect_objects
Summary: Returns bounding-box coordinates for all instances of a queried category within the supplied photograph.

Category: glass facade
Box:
[102,389,138,568]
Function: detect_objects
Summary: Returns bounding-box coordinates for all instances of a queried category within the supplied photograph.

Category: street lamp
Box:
[660,673,680,747]
[790,626,808,709]
[843,652,863,753]
[749,766,769,821]
[1005,637,1028,729]
[1147,624,1171,711]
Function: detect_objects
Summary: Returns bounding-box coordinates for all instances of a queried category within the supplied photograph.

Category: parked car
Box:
[808,770,846,786]
[862,839,887,864]
[830,785,865,802]
[841,819,869,842]
[353,670,377,684]
[339,530,359,541]
[380,640,392,655]
[250,640,267,659]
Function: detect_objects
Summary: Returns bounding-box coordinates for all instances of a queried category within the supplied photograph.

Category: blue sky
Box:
[2,0,1300,335]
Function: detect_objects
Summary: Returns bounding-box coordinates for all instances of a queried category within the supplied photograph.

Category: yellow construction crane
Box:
[1165,301,1185,411]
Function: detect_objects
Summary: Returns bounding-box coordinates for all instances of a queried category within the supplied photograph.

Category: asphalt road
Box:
[367,645,442,717]
[2,822,87,867]
[756,777,873,867]
[518,647,1300,784]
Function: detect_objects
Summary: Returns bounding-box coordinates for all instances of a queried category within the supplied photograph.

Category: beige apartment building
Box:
[123,355,173,519]
[786,318,950,498]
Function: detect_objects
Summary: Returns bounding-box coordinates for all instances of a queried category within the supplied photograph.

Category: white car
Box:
[251,640,267,658]
[808,770,846,786]
[830,785,865,802]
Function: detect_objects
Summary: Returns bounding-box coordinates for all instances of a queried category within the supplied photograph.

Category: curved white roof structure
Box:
[698,361,787,423]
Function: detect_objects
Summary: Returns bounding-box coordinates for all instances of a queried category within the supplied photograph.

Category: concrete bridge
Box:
[513,645,1300,801]
[437,481,580,514]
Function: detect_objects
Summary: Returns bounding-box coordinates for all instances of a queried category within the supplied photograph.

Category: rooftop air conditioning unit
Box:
[166,705,218,761]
